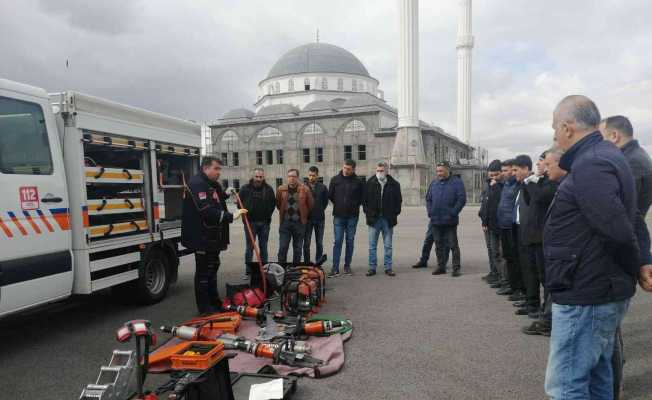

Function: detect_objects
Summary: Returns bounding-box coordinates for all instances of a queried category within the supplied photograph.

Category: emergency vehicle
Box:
[0,78,200,317]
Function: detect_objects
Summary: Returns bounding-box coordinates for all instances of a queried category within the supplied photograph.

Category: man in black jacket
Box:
[521,150,562,336]
[303,166,329,264]
[543,96,651,399]
[478,159,503,284]
[363,162,402,277]
[328,159,364,277]
[181,156,247,314]
[238,168,276,279]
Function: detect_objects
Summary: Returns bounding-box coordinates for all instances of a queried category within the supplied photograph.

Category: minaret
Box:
[456,0,474,144]
[391,0,427,205]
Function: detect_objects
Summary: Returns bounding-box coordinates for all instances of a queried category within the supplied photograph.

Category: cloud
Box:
[1,0,651,161]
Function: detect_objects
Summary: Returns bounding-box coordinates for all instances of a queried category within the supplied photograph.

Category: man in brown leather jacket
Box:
[276,168,314,263]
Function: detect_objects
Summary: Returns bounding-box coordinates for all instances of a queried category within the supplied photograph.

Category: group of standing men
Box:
[478,95,652,399]
[237,159,403,278]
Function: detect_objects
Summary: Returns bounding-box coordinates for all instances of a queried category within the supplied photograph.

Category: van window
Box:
[0,96,53,175]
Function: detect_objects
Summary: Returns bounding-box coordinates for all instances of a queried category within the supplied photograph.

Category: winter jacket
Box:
[362,175,402,227]
[307,181,329,221]
[276,184,314,225]
[181,172,233,251]
[522,175,558,245]
[622,139,652,217]
[425,175,466,226]
[479,179,503,232]
[543,132,646,305]
[496,177,518,229]
[238,180,276,224]
[328,172,364,218]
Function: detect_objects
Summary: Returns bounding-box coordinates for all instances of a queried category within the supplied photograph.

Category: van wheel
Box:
[136,249,170,304]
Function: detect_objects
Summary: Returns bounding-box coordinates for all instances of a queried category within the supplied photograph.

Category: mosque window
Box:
[232,152,239,166]
[303,148,310,163]
[233,179,240,191]
[316,147,324,163]
[344,145,353,160]
[267,85,272,95]
[352,79,357,92]
[288,79,294,92]
[304,122,323,135]
[304,78,310,91]
[358,145,366,161]
[276,178,283,188]
[344,119,366,132]
[337,78,344,91]
[258,126,282,137]
[221,130,238,141]
[321,77,328,90]
[276,149,284,164]
[256,151,263,165]
[266,150,273,165]
[221,152,228,165]
[359,82,365,92]
[222,179,229,188]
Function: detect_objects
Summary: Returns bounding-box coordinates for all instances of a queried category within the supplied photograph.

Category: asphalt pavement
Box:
[1,206,650,399]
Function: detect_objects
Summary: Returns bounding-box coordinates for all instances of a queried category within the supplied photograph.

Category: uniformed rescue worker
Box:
[181,156,247,314]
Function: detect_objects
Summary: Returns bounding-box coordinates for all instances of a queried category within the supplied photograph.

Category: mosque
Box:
[209,42,486,203]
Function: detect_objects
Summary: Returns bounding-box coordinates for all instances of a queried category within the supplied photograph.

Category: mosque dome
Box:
[266,43,370,79]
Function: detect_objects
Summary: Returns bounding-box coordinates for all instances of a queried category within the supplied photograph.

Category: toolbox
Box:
[170,341,225,371]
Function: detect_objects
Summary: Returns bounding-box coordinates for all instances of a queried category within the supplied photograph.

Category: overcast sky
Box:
[2,0,651,160]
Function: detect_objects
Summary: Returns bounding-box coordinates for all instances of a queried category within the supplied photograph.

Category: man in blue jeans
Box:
[363,162,402,277]
[543,95,652,399]
[237,168,276,279]
[328,159,364,277]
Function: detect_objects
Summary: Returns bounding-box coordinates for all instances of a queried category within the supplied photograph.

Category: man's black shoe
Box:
[508,291,526,301]
[496,287,513,295]
[481,273,495,281]
[366,270,376,277]
[513,300,528,308]
[528,310,541,319]
[489,282,502,288]
[515,306,538,316]
[412,262,427,269]
[522,321,551,336]
[452,270,461,277]
[486,276,499,284]
[385,270,396,277]
[432,268,447,275]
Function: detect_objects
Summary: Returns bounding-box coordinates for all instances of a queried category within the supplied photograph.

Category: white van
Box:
[0,78,200,317]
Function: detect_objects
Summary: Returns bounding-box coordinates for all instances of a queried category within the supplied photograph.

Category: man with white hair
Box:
[543,95,652,399]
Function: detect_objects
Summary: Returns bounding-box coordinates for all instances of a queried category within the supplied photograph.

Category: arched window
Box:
[288,79,294,92]
[274,82,280,94]
[337,78,344,91]
[221,130,238,142]
[258,126,282,138]
[304,78,310,91]
[352,79,357,92]
[321,77,328,90]
[344,119,366,132]
[359,81,365,92]
[267,85,272,95]
[304,122,323,135]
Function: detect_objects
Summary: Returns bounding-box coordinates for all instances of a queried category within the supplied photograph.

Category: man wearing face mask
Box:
[303,166,329,264]
[362,162,402,276]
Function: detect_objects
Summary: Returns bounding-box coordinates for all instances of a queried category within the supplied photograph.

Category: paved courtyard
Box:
[0,206,650,399]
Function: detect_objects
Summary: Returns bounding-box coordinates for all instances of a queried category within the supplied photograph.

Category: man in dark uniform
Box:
[181,156,247,314]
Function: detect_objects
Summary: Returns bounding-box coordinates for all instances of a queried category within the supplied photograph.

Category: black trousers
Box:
[519,243,542,309]
[194,250,221,314]
[278,219,305,264]
[420,223,461,271]
[500,227,523,291]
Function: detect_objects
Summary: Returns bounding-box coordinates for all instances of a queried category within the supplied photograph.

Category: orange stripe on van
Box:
[22,211,42,234]
[49,208,71,231]
[7,212,28,236]
[0,216,13,237]
[36,209,55,232]
[82,206,89,227]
